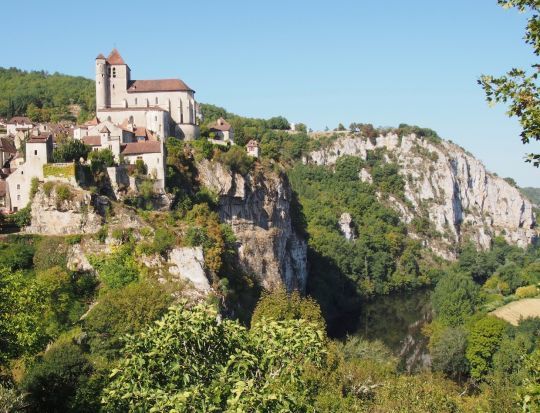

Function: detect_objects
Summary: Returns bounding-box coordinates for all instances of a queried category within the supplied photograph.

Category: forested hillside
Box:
[0,67,95,122]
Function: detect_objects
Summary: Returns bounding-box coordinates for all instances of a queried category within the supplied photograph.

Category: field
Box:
[491,298,540,326]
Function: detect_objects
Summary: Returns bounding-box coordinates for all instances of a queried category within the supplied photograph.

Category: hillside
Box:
[521,187,540,206]
[0,67,95,122]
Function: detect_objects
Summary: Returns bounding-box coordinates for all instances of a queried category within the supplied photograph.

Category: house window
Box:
[135,98,138,105]
[17,195,20,200]
[112,67,116,78]
[137,156,143,161]
[155,97,158,104]
[16,184,20,190]
[34,150,37,155]
[108,145,112,150]
[155,116,157,121]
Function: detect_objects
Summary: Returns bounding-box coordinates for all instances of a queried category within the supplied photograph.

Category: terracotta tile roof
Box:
[84,117,100,126]
[107,48,126,65]
[127,79,193,93]
[82,136,101,146]
[27,134,51,144]
[120,141,161,155]
[8,116,32,124]
[0,137,16,154]
[96,53,106,59]
[210,117,232,132]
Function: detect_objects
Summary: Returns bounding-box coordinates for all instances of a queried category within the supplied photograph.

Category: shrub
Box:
[251,288,326,330]
[33,236,69,271]
[0,241,35,270]
[88,245,139,290]
[515,285,539,299]
[134,159,147,175]
[30,177,40,199]
[43,181,55,196]
[22,342,93,412]
[151,227,176,256]
[55,184,73,202]
[215,145,254,175]
[52,139,91,162]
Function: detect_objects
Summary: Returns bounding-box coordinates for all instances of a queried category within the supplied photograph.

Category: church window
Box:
[34,150,37,156]
[112,68,116,78]
[134,98,138,105]
[155,97,158,104]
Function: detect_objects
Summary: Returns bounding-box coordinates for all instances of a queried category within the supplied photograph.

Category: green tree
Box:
[52,139,90,163]
[432,271,480,327]
[22,342,94,413]
[466,316,508,380]
[251,288,326,330]
[430,325,469,380]
[102,302,326,412]
[479,0,540,165]
[83,280,172,358]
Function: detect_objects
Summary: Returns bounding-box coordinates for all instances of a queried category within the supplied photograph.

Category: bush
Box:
[151,227,176,256]
[0,241,35,270]
[52,139,90,163]
[251,288,326,330]
[215,145,254,175]
[83,280,173,358]
[33,236,69,271]
[88,245,138,290]
[55,184,73,202]
[515,285,539,299]
[43,181,55,196]
[22,342,94,412]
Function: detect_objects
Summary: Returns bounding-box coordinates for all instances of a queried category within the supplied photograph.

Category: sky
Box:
[2,0,540,186]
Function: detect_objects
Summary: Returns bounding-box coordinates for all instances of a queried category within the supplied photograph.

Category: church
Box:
[95,49,199,140]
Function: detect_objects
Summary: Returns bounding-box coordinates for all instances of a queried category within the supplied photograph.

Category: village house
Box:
[6,116,33,135]
[246,140,260,158]
[208,117,234,145]
[95,49,199,140]
[6,134,53,211]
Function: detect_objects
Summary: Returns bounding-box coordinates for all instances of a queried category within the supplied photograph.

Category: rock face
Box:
[308,134,537,259]
[168,247,210,292]
[198,160,308,291]
[338,212,356,241]
[26,185,104,235]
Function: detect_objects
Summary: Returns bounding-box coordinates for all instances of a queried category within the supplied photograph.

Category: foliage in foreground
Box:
[102,302,327,412]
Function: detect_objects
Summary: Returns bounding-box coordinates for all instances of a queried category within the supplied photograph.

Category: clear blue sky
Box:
[3,0,539,186]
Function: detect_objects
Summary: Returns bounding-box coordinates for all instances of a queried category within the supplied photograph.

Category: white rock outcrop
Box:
[168,247,210,292]
[308,134,537,259]
[339,212,356,241]
[198,160,308,291]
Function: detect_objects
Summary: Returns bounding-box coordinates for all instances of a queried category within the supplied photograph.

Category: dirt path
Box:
[491,298,540,326]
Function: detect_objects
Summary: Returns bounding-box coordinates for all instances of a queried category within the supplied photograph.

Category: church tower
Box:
[95,54,108,109]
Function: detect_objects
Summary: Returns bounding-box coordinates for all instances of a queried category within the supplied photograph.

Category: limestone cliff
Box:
[308,134,537,259]
[26,184,105,235]
[197,160,308,291]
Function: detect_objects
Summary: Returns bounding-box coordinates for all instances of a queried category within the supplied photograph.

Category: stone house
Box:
[208,117,234,144]
[246,140,260,158]
[6,116,33,135]
[6,134,53,211]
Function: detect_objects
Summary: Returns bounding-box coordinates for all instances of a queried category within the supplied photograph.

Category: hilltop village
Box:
[0,49,259,213]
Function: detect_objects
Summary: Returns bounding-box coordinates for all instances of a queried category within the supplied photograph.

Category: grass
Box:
[490,298,540,326]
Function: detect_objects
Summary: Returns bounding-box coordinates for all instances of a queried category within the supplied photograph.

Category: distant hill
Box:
[0,67,95,123]
[520,187,540,205]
